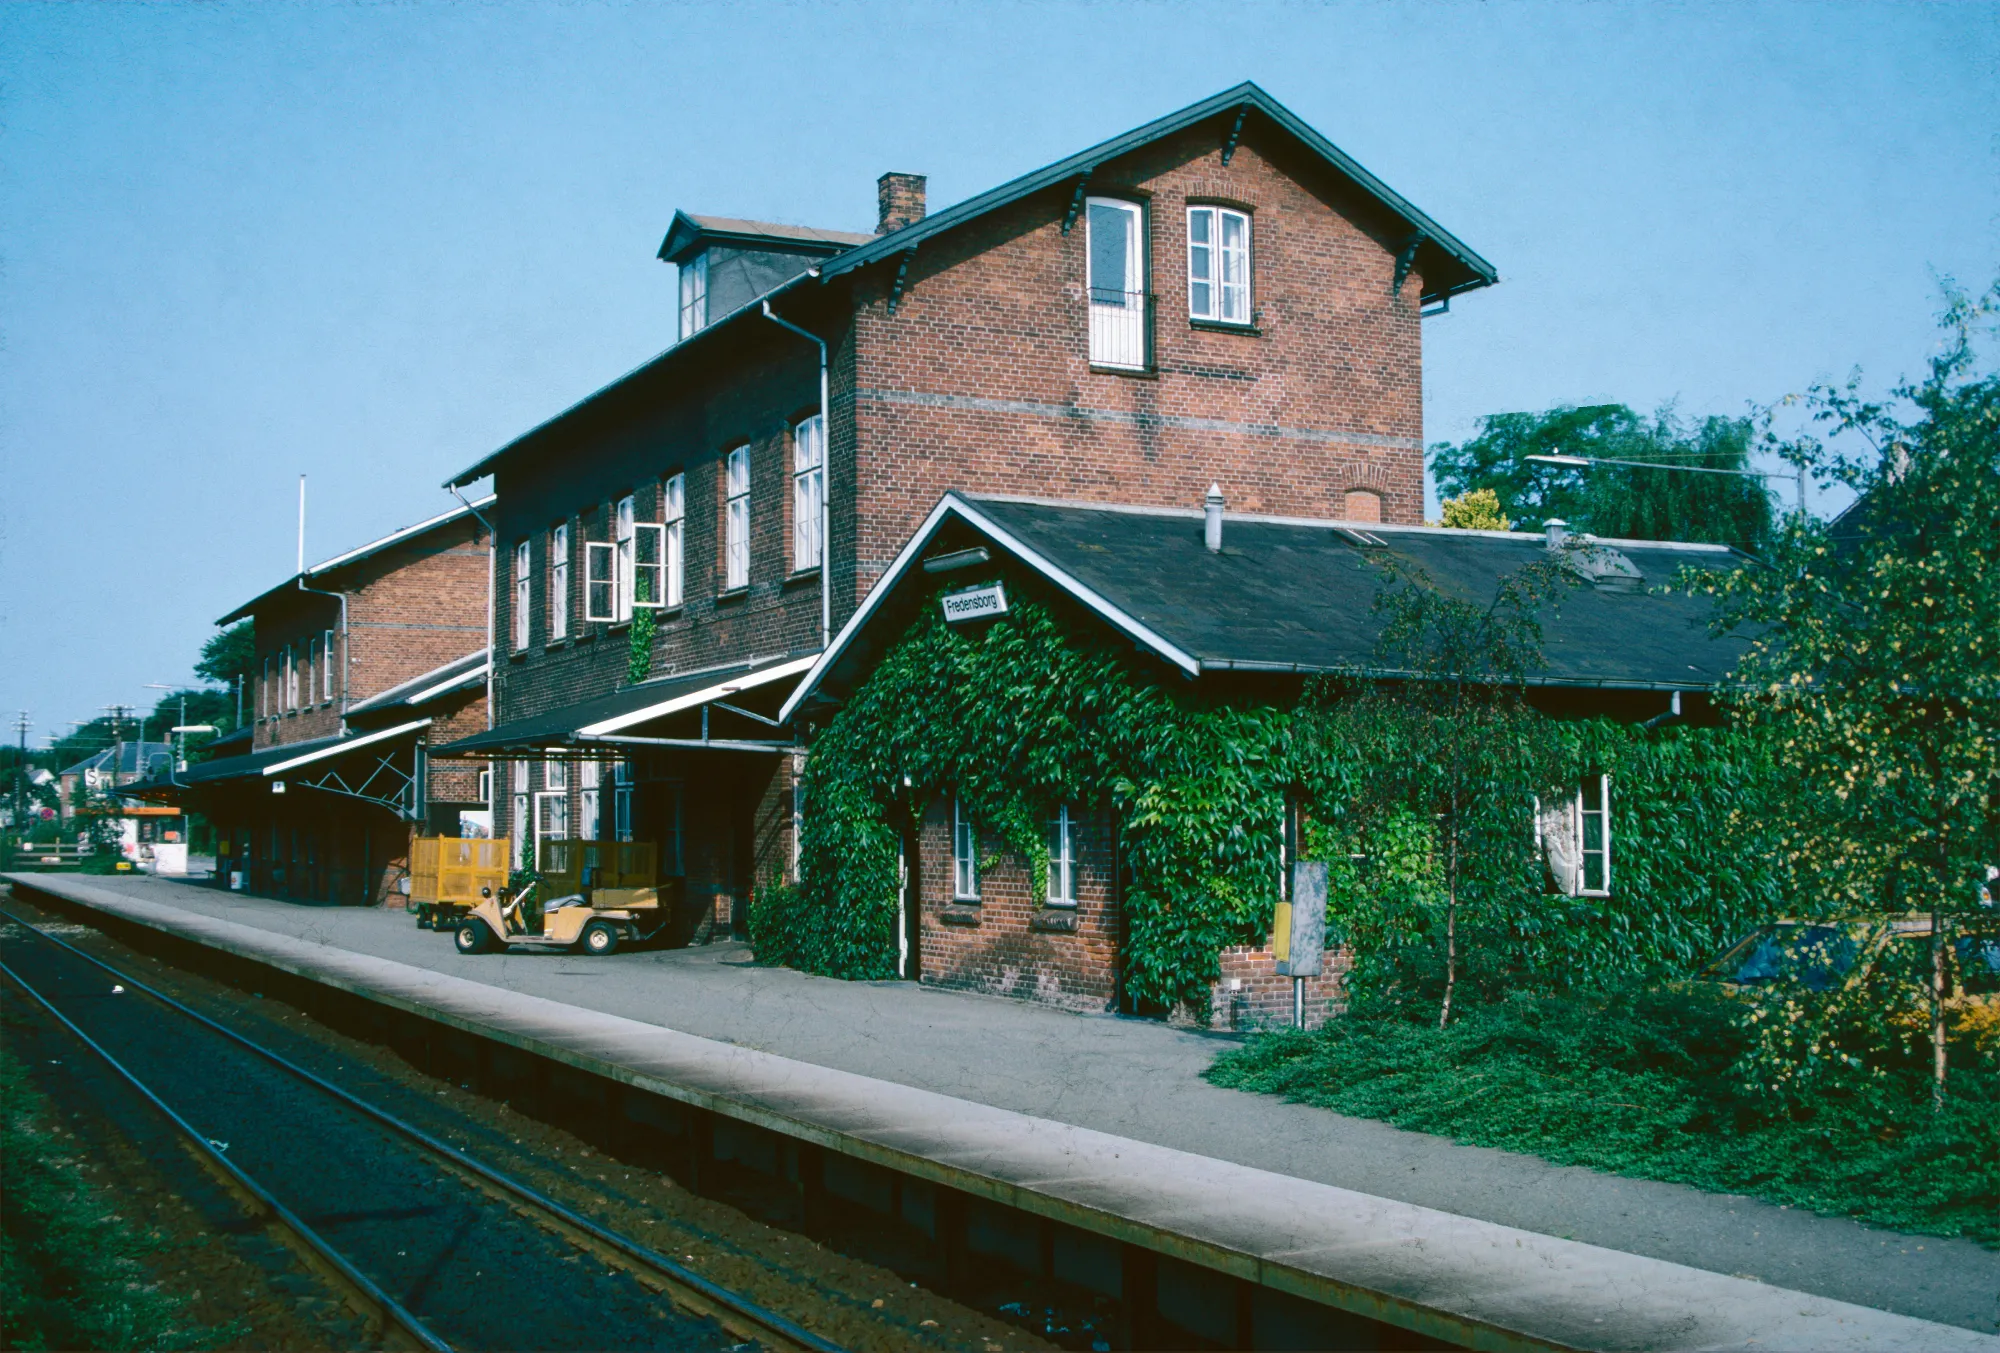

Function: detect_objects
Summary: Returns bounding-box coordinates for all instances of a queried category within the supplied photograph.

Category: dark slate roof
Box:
[196,727,253,761]
[433,653,813,756]
[344,649,487,719]
[825,82,1496,304]
[657,211,876,265]
[122,734,343,797]
[783,494,1755,720]
[60,741,173,778]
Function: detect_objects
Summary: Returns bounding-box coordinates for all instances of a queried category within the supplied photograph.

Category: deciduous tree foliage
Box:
[1705,281,2000,1098]
[1431,403,1774,553]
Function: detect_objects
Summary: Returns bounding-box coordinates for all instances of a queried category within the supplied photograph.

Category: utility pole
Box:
[11,711,28,841]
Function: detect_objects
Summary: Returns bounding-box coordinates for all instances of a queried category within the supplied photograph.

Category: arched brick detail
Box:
[1342,489,1383,523]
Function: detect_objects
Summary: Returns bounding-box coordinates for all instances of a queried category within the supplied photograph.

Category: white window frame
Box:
[548,524,569,641]
[678,251,708,340]
[543,758,567,794]
[261,656,272,719]
[510,759,530,869]
[477,767,492,804]
[284,645,298,711]
[306,637,319,709]
[1186,205,1251,325]
[512,540,531,650]
[724,445,751,591]
[792,415,825,574]
[612,760,633,842]
[632,520,665,610]
[1047,804,1077,906]
[1086,197,1146,369]
[662,473,685,608]
[584,537,617,623]
[534,789,568,855]
[952,798,980,901]
[614,495,637,621]
[322,629,335,702]
[1579,774,1612,897]
[579,760,601,841]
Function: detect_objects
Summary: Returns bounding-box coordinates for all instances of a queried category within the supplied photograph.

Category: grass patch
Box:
[0,1051,218,1350]
[1205,987,2000,1245]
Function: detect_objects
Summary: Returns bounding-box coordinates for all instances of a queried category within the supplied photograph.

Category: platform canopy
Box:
[124,718,434,821]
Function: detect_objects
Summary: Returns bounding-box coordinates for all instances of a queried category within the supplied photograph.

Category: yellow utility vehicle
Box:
[408,837,511,931]
[451,839,665,957]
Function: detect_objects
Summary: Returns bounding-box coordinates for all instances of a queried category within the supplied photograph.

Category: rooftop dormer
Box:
[658,211,875,340]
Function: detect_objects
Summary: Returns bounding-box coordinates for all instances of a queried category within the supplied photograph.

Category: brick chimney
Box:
[877,172,927,234]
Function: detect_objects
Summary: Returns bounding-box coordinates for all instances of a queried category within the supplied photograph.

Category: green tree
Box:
[1431,403,1775,553]
[1437,488,1511,531]
[194,620,254,688]
[1707,280,2000,1102]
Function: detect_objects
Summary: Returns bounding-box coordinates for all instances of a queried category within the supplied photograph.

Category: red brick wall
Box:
[843,121,1427,607]
[1209,943,1350,1032]
[915,796,1120,1012]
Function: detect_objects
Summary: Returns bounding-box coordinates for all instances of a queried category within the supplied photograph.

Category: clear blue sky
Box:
[2,1,1993,747]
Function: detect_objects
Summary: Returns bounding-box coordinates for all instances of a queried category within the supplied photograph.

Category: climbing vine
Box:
[762,575,1811,1018]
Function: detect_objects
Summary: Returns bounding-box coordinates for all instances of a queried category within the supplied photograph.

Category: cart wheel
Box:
[416,907,431,930]
[580,921,620,957]
[456,920,495,955]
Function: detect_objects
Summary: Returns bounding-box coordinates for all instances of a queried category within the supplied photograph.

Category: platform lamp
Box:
[1524,451,1808,517]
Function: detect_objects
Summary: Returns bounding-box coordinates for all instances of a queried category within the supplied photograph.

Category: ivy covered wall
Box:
[757,574,1805,1016]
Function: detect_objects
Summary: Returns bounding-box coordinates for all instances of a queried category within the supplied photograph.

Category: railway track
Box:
[0,906,847,1353]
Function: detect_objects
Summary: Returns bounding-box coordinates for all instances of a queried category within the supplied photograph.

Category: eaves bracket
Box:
[1221,105,1249,165]
[1062,167,1095,235]
[888,246,917,315]
[1393,231,1425,297]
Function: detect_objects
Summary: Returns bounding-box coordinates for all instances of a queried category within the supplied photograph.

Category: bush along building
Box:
[772,494,1767,1027]
[434,81,1497,952]
[129,500,492,904]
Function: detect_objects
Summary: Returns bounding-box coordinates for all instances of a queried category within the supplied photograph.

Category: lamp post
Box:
[1525,451,1808,516]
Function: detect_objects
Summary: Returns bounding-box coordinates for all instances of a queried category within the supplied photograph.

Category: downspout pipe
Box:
[761,298,831,651]
[451,486,500,820]
[295,575,350,715]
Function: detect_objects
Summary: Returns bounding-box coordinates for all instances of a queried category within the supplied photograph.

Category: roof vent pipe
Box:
[1543,517,1569,550]
[1205,484,1225,553]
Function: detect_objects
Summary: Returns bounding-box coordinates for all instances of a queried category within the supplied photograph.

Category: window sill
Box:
[508,649,528,662]
[544,638,569,651]
[607,620,631,633]
[715,587,750,605]
[782,568,822,589]
[941,904,982,927]
[1030,909,1079,934]
[1089,363,1156,380]
[1190,318,1261,336]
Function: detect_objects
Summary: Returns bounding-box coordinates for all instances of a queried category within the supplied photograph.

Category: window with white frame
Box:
[513,540,531,650]
[585,515,616,624]
[322,629,336,702]
[952,799,980,900]
[548,524,569,641]
[510,760,530,868]
[612,760,633,842]
[662,473,685,608]
[306,637,319,708]
[535,788,568,852]
[284,645,298,711]
[1087,197,1146,369]
[261,656,272,719]
[614,495,636,621]
[724,445,751,590]
[1186,205,1251,325]
[678,251,708,340]
[543,757,567,795]
[1535,776,1613,898]
[579,760,601,841]
[477,766,492,804]
[1046,804,1078,906]
[792,415,824,573]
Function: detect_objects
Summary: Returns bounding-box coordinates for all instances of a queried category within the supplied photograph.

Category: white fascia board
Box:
[262,718,432,776]
[404,661,490,707]
[576,655,820,739]
[777,493,1201,724]
[307,495,496,576]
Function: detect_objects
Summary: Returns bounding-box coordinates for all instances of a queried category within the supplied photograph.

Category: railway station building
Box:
[131,500,493,905]
[433,80,1497,948]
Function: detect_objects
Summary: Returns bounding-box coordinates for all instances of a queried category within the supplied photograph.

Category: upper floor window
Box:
[1536,776,1613,898]
[1187,206,1250,325]
[679,252,708,340]
[512,540,531,650]
[321,629,335,702]
[724,445,751,590]
[578,759,601,841]
[305,638,319,706]
[663,473,686,608]
[793,415,824,573]
[952,799,980,901]
[1087,198,1146,369]
[284,644,299,711]
[1047,804,1077,906]
[614,495,636,621]
[261,656,272,719]
[548,524,569,642]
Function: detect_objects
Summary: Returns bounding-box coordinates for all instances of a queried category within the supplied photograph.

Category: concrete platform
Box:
[5,873,1996,1351]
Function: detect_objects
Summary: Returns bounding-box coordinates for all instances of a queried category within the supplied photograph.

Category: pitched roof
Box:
[344,649,488,719]
[445,83,1494,490]
[432,652,814,757]
[826,82,1496,304]
[60,741,173,778]
[782,494,1753,721]
[657,211,877,265]
[217,494,493,625]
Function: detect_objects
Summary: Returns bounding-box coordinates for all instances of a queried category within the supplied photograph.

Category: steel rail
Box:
[0,956,452,1353]
[0,907,847,1353]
